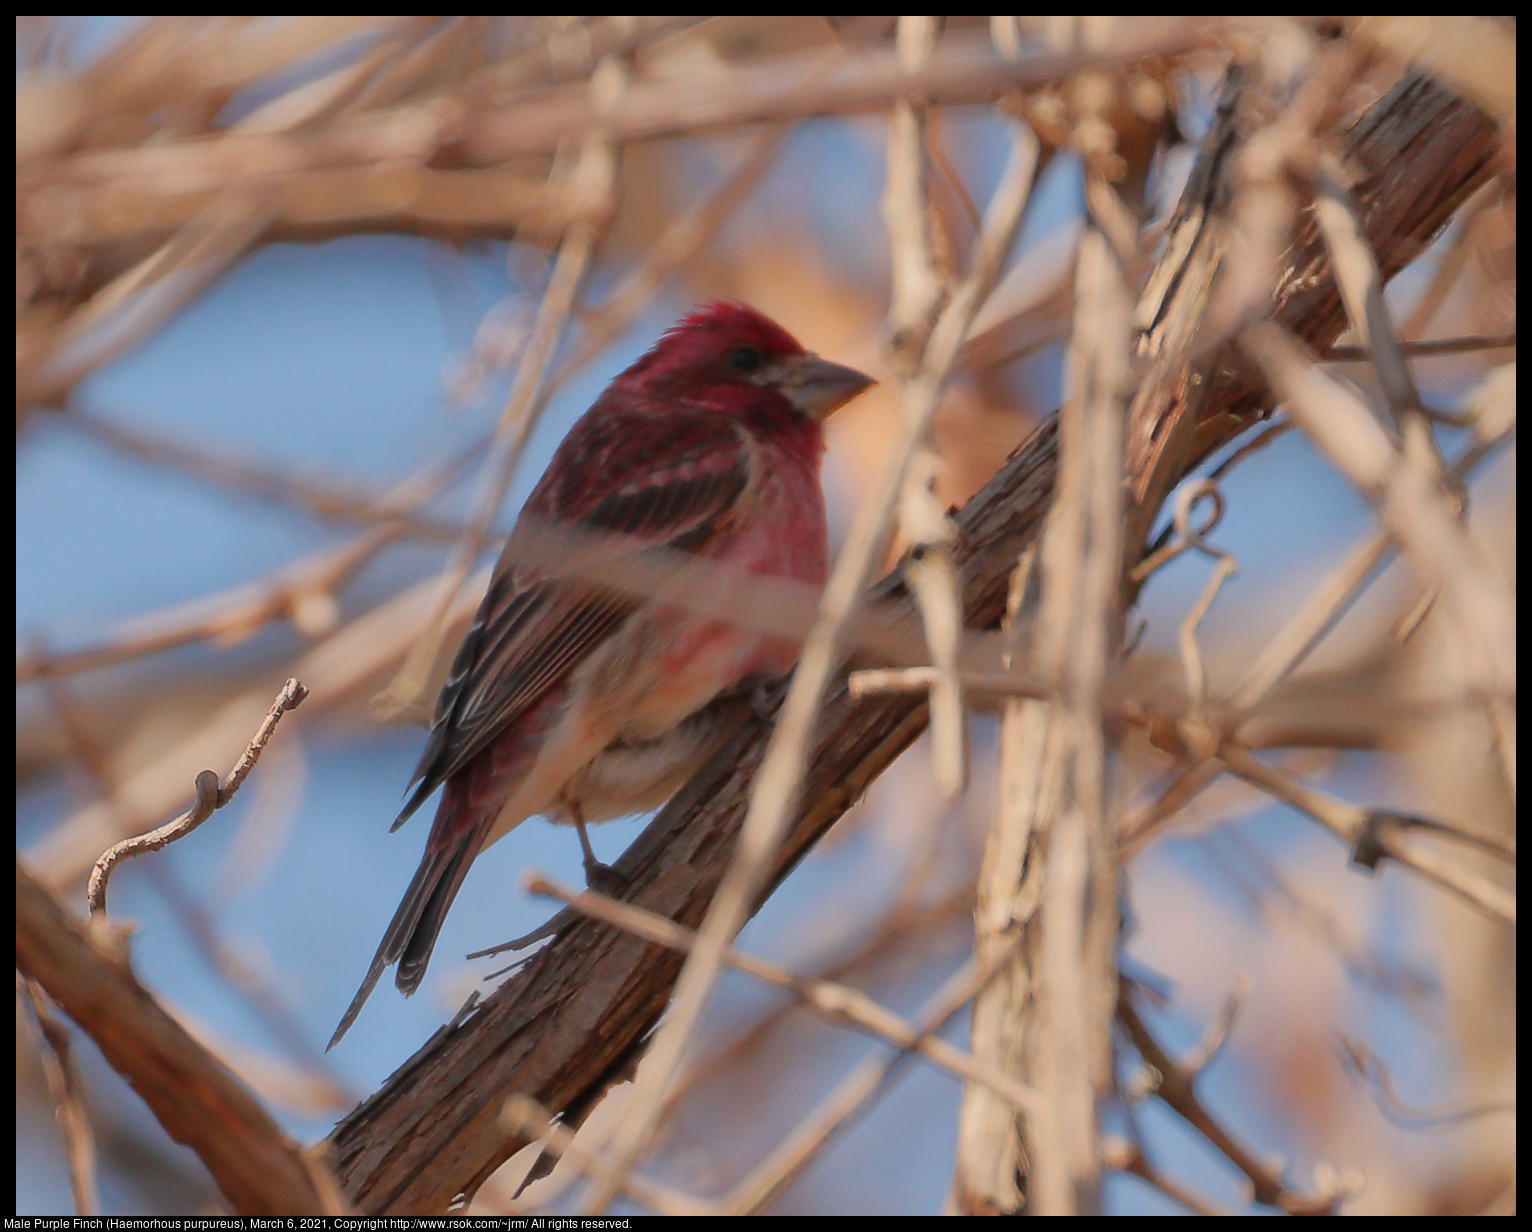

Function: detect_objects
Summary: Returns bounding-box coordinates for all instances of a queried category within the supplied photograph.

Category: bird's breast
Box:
[595,446,827,744]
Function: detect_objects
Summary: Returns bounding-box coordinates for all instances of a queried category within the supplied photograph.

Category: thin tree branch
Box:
[580,110,1043,1215]
[16,861,337,1215]
[373,107,615,720]
[1102,1136,1231,1217]
[1118,990,1342,1215]
[520,871,1039,1115]
[18,976,100,1215]
[1321,331,1515,362]
[87,678,308,916]
[1217,742,1515,925]
[1242,322,1514,699]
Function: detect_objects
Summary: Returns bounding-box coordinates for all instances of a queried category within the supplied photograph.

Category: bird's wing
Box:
[394,411,752,825]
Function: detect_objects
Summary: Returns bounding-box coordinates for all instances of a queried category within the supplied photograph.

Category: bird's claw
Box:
[583,858,630,897]
[743,674,784,723]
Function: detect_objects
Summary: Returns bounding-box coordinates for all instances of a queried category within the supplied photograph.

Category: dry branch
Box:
[325,69,1499,1214]
[578,103,1041,1215]
[715,938,1022,1216]
[1118,989,1342,1215]
[27,571,488,890]
[18,976,100,1215]
[1217,743,1516,924]
[1103,1135,1230,1217]
[999,217,1130,1216]
[1242,323,1515,697]
[16,861,333,1215]
[466,21,1218,158]
[87,677,307,915]
[17,530,400,686]
[521,871,1037,1114]
[22,22,1212,199]
[60,408,470,543]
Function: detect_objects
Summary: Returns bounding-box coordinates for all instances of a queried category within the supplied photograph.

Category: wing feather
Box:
[395,411,752,825]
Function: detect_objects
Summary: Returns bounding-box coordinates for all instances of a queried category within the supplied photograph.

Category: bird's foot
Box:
[572,813,627,895]
[741,673,786,723]
[583,857,630,897]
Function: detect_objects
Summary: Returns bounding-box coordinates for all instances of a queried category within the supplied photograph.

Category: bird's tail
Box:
[327,808,489,1050]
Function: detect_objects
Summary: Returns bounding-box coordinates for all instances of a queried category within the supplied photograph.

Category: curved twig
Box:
[87,678,308,916]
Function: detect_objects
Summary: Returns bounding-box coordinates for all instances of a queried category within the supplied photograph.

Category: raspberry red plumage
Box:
[330,302,872,1047]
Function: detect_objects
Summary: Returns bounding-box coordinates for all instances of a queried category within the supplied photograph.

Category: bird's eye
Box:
[728,347,763,372]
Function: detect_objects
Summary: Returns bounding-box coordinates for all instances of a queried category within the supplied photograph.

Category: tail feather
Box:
[397,830,483,995]
[327,819,487,1050]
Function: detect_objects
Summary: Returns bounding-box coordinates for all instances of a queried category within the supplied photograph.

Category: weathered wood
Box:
[17,861,327,1215]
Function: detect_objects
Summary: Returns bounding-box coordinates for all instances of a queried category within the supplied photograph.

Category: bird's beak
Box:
[774,353,876,420]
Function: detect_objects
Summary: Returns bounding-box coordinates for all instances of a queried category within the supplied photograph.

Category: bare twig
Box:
[1181,974,1251,1076]
[1227,418,1513,723]
[1118,759,1224,859]
[18,528,399,685]
[373,107,613,719]
[1118,989,1341,1215]
[23,208,270,408]
[1313,154,1431,445]
[1201,827,1435,1005]
[719,933,1027,1216]
[1102,1136,1231,1217]
[951,545,1044,1216]
[1227,535,1389,718]
[848,664,1049,703]
[883,14,944,367]
[1217,742,1515,924]
[1172,486,1238,734]
[1321,331,1516,362]
[1129,479,1241,767]
[458,24,1222,160]
[1335,1034,1517,1131]
[1205,419,1295,482]
[901,454,970,797]
[582,112,1043,1215]
[667,884,975,1116]
[1395,180,1501,341]
[18,976,100,1215]
[500,1099,713,1217]
[17,861,333,1215]
[62,407,470,542]
[521,871,1039,1115]
[1023,217,1131,1216]
[1243,323,1515,699]
[87,678,308,915]
[881,17,966,798]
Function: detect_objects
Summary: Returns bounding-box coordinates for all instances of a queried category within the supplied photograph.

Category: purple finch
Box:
[331,303,873,1046]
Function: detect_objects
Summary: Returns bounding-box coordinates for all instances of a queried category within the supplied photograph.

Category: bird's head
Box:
[617,302,874,423]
